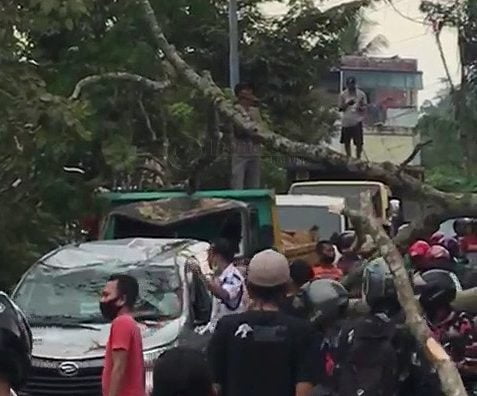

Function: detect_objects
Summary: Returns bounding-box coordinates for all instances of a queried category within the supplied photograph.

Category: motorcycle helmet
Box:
[362,257,397,310]
[417,269,457,311]
[423,245,453,272]
[453,218,472,237]
[301,279,349,327]
[438,237,460,259]
[0,292,32,390]
[429,232,445,246]
[425,244,451,259]
[336,231,355,254]
[408,240,430,259]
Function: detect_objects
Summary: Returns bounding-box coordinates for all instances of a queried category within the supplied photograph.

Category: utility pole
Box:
[228,0,240,89]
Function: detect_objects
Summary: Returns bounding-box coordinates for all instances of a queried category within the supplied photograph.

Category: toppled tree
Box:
[136,0,477,249]
[340,194,467,396]
[133,1,475,394]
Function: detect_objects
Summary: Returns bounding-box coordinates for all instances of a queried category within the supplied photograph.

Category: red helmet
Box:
[425,245,451,261]
[408,240,430,258]
[429,232,445,246]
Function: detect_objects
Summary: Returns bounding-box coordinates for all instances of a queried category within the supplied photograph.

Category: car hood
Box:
[31,316,185,360]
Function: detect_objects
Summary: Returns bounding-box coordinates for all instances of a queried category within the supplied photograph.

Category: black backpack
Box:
[336,314,399,396]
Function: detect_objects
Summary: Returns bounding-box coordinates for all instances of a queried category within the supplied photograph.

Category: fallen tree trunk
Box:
[340,194,467,396]
[137,0,477,248]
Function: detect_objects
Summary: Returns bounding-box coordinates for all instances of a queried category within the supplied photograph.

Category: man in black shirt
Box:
[208,249,315,396]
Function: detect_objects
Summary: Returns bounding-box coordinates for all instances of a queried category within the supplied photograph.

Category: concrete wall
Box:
[328,128,421,166]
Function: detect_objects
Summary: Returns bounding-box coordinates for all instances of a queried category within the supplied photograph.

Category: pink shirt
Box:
[102,314,145,396]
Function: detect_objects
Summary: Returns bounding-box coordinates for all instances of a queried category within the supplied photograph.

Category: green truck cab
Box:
[98,189,282,259]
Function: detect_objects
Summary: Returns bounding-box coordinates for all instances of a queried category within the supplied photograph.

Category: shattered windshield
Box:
[13,261,182,325]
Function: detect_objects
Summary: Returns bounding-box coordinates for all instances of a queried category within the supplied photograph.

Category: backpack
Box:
[336,314,399,396]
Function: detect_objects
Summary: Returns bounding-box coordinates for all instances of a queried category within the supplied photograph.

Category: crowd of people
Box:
[2,220,477,396]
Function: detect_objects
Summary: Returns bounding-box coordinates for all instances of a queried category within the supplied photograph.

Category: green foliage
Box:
[0,0,374,288]
[420,0,477,173]
[418,93,477,192]
[0,63,94,289]
[337,9,389,56]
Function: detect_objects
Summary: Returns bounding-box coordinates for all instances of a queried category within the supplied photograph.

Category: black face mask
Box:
[322,255,335,265]
[99,298,122,321]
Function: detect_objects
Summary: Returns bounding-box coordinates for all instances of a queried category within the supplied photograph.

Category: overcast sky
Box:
[261,0,460,104]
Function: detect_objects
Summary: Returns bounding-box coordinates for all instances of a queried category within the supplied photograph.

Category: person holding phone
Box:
[338,76,367,159]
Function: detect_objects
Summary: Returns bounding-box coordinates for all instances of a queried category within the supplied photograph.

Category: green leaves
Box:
[0,0,376,290]
[39,0,58,15]
[0,62,95,289]
[102,136,138,172]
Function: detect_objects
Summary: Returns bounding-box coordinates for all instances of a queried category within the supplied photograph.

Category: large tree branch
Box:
[339,194,467,396]
[70,72,170,100]
[138,0,477,246]
[138,96,158,141]
[433,30,456,94]
[398,139,432,171]
[186,96,222,191]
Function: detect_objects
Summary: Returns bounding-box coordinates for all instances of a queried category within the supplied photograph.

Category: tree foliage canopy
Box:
[0,0,375,288]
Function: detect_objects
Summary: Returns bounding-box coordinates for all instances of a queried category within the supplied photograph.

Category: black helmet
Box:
[418,269,457,310]
[362,257,397,309]
[453,217,472,236]
[301,279,349,326]
[336,231,355,254]
[0,292,32,390]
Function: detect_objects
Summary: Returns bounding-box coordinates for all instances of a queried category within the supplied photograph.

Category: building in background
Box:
[339,55,423,129]
[287,55,424,185]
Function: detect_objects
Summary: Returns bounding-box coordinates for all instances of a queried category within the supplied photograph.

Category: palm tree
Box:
[338,9,389,56]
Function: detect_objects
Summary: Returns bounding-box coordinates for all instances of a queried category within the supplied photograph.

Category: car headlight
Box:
[144,342,178,395]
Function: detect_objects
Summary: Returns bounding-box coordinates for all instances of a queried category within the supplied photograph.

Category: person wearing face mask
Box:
[313,240,343,281]
[100,274,145,396]
[189,238,247,334]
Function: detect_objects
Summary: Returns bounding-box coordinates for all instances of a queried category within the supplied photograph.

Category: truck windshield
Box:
[13,263,182,325]
[290,184,383,218]
[278,205,342,240]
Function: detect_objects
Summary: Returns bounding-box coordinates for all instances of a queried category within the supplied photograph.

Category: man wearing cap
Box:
[339,76,367,159]
[208,249,314,396]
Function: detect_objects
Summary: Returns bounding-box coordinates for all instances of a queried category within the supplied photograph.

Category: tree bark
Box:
[340,194,467,396]
[70,72,170,100]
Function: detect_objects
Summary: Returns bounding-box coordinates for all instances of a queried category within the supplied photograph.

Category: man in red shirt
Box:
[313,241,343,281]
[100,274,145,396]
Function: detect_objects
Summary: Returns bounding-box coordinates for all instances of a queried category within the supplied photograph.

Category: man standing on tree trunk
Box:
[339,76,367,159]
[231,82,262,189]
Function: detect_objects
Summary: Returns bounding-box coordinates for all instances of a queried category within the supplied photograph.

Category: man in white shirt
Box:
[190,238,247,333]
[338,76,367,159]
